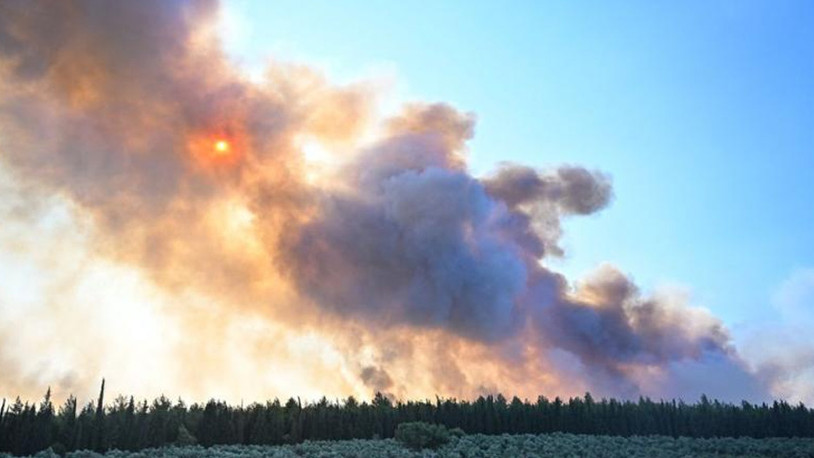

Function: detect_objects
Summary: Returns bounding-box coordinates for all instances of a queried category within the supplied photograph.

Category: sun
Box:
[214,140,230,155]
[188,131,242,168]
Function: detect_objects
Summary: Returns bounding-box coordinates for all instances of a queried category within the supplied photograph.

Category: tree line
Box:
[1,380,812,456]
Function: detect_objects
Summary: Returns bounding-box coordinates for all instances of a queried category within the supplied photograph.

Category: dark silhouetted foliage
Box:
[0,383,812,456]
[394,422,452,449]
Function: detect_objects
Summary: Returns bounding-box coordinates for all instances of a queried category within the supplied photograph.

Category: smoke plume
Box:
[0,0,777,404]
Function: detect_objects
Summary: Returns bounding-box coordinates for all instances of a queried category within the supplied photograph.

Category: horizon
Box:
[7,377,812,408]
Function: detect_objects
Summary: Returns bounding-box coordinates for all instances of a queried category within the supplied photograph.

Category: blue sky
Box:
[221,1,814,334]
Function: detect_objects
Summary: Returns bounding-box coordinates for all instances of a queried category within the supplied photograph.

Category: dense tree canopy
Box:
[0,384,812,456]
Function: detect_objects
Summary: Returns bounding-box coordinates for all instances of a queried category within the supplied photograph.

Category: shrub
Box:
[394,421,454,450]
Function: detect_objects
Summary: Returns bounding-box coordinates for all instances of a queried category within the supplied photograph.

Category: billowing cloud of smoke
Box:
[484,164,612,257]
[0,0,777,404]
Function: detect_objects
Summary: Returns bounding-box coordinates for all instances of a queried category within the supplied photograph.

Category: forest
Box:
[1,380,813,456]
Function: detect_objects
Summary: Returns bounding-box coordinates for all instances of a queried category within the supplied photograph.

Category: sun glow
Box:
[214,140,230,154]
[188,131,244,168]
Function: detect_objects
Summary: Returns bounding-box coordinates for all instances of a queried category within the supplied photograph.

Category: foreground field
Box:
[7,433,814,458]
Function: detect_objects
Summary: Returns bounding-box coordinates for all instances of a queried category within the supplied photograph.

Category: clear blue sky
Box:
[222,0,814,335]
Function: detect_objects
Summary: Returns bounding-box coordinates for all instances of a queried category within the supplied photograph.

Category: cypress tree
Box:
[93,379,106,451]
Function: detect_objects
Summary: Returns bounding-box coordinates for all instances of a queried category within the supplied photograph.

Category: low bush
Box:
[394,422,455,450]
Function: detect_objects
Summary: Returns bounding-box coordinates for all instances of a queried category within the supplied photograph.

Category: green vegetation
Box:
[4,433,814,458]
[1,383,812,456]
[394,421,462,449]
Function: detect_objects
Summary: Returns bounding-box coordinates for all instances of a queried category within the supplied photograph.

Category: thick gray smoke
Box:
[281,113,528,341]
[484,164,612,256]
[279,102,763,398]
